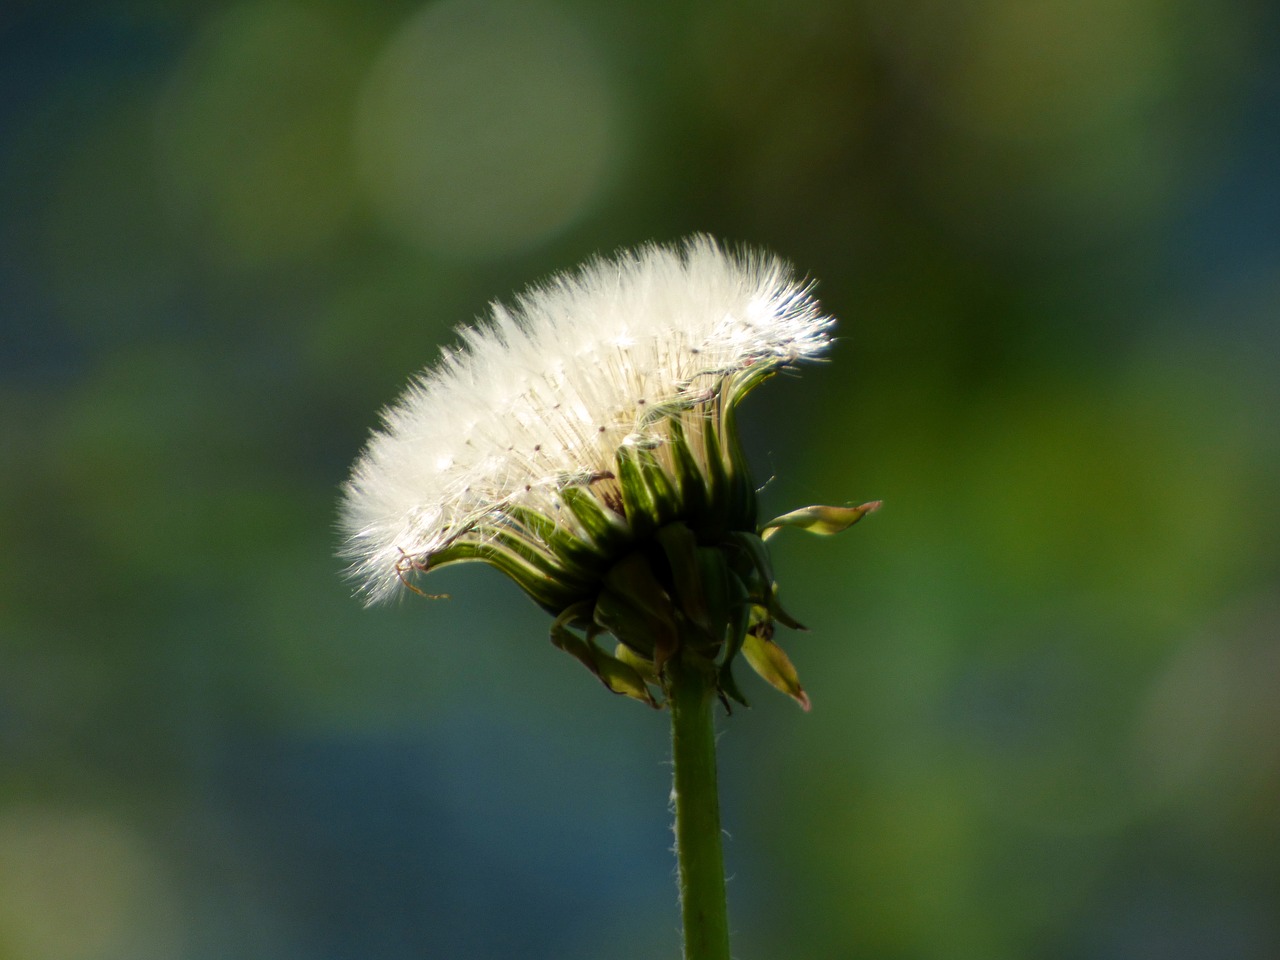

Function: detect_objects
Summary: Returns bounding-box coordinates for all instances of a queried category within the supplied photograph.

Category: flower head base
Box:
[340,236,877,708]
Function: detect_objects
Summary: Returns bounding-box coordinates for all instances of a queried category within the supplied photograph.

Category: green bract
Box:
[406,366,878,709]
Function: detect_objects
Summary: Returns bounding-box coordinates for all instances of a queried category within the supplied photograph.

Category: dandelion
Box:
[339,235,878,960]
[340,234,876,705]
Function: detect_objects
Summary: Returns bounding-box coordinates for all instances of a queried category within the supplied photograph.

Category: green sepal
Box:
[426,540,577,615]
[760,501,882,540]
[722,361,779,410]
[719,386,759,532]
[616,446,658,539]
[699,394,731,534]
[720,531,808,630]
[594,588,653,660]
[667,417,708,520]
[717,661,750,709]
[488,528,594,591]
[595,552,679,671]
[560,485,630,551]
[766,584,807,631]
[615,642,660,685]
[505,505,604,580]
[742,630,811,711]
[723,531,776,591]
[655,523,708,635]
[718,565,753,687]
[719,364,781,529]
[638,447,681,526]
[692,545,732,658]
[550,604,659,707]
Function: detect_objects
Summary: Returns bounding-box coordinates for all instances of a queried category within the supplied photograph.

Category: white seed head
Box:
[339,235,834,602]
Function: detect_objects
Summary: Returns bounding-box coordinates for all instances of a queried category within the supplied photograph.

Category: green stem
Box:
[666,654,731,960]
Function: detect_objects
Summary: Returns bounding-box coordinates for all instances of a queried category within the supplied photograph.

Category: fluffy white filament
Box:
[340,235,833,602]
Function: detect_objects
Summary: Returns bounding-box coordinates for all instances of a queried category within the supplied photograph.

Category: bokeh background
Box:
[3,0,1278,957]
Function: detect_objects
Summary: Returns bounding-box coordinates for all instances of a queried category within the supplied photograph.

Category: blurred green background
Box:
[3,0,1278,957]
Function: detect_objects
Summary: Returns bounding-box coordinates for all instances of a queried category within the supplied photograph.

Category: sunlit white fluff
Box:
[340,235,833,602]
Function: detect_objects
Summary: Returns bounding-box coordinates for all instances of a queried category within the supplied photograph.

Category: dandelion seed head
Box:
[340,235,833,602]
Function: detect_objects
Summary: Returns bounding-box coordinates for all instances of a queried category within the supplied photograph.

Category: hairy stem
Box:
[666,654,731,960]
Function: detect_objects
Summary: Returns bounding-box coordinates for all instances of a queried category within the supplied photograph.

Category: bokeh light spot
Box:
[355,0,620,260]
[154,2,363,266]
[943,0,1174,142]
[0,807,183,960]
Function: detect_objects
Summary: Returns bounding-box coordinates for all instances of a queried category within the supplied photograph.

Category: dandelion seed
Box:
[339,235,875,707]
